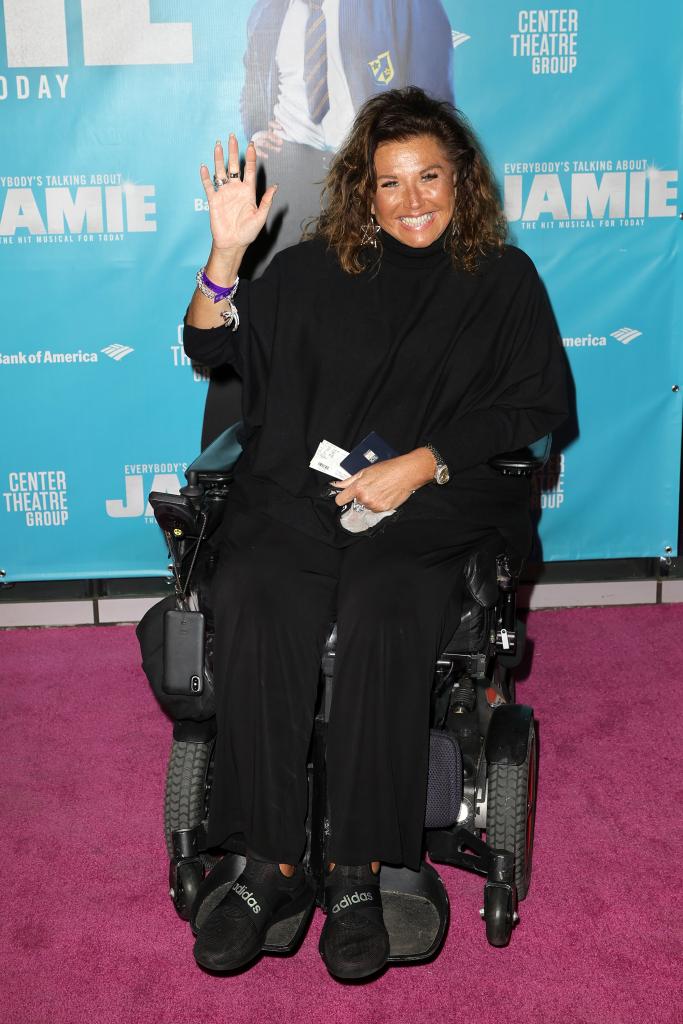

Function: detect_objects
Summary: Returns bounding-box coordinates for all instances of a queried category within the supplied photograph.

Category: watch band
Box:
[425,442,450,485]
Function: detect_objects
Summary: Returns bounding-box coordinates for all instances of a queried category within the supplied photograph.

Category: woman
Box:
[183,87,567,980]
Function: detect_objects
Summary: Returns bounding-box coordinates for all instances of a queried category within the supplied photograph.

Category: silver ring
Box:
[229,172,240,179]
[213,174,229,188]
[351,499,366,512]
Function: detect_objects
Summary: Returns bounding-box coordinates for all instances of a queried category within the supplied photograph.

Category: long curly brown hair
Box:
[305,87,507,274]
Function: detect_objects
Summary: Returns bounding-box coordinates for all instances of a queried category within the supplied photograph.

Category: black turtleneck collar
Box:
[377,225,453,268]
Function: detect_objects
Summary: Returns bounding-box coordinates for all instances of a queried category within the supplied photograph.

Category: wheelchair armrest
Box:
[185,422,244,481]
[148,491,202,535]
[488,434,551,477]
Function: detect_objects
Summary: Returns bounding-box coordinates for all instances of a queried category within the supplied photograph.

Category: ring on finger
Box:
[213,174,229,188]
[228,171,240,179]
[351,499,366,512]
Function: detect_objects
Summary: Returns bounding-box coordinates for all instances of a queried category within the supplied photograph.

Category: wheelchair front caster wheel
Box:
[482,883,517,947]
[169,857,205,921]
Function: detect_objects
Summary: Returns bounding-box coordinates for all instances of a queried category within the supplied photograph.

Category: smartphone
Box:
[163,608,205,695]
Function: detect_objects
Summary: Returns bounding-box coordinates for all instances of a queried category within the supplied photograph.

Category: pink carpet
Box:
[2,605,681,1024]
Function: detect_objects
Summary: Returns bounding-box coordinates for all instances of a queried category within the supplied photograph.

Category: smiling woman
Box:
[371,135,456,246]
[182,86,568,981]
[309,86,507,272]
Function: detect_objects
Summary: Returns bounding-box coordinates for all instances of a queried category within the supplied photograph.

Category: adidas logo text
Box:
[331,891,374,913]
[233,882,261,914]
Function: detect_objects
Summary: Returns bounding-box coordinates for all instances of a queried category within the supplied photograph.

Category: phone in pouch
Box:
[163,608,205,696]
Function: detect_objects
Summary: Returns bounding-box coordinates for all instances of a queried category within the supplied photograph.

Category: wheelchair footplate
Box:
[379,861,449,962]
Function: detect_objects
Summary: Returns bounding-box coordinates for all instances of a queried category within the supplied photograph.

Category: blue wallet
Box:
[339,431,399,475]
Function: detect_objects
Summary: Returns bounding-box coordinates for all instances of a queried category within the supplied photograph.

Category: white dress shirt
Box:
[273,0,356,150]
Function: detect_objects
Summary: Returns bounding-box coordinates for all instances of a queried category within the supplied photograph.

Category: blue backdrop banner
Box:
[1,1,681,580]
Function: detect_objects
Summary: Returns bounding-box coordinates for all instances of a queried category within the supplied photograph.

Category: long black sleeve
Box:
[425,257,568,473]
[182,252,282,376]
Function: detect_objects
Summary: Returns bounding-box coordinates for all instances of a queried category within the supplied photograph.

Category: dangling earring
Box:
[449,187,459,241]
[360,214,380,248]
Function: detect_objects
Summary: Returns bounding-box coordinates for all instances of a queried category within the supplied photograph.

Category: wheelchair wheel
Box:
[169,857,204,922]
[164,737,215,858]
[483,883,514,947]
[486,720,537,900]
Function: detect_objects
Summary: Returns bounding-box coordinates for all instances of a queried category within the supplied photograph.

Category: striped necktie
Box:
[304,0,330,124]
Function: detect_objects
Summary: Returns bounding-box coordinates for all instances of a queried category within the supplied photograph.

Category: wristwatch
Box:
[425,443,450,485]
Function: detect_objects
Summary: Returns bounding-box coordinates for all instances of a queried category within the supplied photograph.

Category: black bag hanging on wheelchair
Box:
[136,595,216,722]
[136,437,235,722]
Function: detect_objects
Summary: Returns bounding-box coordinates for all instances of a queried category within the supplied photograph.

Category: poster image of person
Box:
[239,0,455,276]
[203,0,455,446]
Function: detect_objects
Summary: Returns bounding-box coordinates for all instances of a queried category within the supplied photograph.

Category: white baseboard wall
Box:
[1,580,679,628]
[0,601,96,628]
[97,597,162,624]
[519,580,659,610]
[661,579,683,604]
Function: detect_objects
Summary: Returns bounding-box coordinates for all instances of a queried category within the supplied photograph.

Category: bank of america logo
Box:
[101,344,134,361]
[451,30,471,48]
[610,328,642,345]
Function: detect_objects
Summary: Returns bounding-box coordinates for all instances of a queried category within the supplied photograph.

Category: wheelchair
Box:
[142,422,549,961]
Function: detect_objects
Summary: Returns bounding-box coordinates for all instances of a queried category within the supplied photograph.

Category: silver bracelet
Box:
[195,267,239,303]
[195,268,240,331]
[219,299,240,332]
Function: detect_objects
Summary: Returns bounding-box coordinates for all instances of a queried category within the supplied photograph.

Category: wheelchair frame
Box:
[148,428,547,954]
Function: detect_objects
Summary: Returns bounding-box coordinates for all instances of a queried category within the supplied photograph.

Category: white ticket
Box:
[309,440,351,479]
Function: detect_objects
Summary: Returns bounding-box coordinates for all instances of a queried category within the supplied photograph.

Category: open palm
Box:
[200,133,278,251]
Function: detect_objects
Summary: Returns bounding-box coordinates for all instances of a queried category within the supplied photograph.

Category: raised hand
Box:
[200,133,278,254]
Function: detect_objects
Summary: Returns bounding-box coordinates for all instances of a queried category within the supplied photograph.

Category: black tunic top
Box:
[183,230,568,554]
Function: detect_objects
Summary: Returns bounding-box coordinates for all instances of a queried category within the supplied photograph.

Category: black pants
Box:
[207,504,487,870]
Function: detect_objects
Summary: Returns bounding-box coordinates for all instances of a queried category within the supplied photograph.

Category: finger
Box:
[332,471,359,487]
[333,484,357,506]
[199,163,213,197]
[243,139,257,188]
[227,132,240,177]
[213,140,225,182]
[256,184,279,220]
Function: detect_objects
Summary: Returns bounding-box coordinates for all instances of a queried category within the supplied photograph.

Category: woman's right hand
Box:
[200,133,278,257]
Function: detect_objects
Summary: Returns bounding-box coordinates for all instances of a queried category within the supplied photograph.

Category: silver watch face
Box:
[435,464,450,485]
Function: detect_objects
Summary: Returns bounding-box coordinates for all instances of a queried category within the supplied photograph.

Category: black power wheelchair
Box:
[138,421,549,962]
